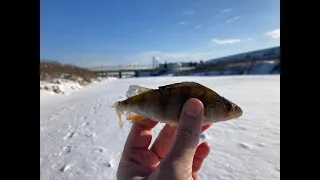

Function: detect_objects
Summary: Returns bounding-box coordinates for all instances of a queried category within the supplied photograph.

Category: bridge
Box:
[88,64,157,78]
[88,58,279,78]
[88,46,280,78]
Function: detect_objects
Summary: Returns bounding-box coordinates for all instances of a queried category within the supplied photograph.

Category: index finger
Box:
[123,118,159,153]
[150,124,212,160]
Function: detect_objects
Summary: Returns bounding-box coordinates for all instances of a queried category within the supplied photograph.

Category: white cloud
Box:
[179,21,186,25]
[248,38,252,41]
[211,38,241,44]
[194,25,202,29]
[221,8,232,13]
[226,16,240,23]
[182,11,194,15]
[265,29,280,38]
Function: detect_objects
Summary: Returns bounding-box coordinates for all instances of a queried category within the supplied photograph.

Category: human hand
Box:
[117,98,211,180]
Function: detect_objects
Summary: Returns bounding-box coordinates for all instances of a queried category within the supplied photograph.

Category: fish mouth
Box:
[235,105,243,117]
[227,105,243,120]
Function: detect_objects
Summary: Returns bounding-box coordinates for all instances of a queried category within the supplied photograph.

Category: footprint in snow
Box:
[59,146,71,155]
[82,122,89,127]
[85,131,94,138]
[238,142,252,149]
[255,142,266,147]
[63,131,76,140]
[80,116,87,121]
[93,148,104,153]
[103,162,112,168]
[59,163,72,172]
[101,159,112,168]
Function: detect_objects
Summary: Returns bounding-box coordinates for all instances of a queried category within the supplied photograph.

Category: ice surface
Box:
[40,75,280,180]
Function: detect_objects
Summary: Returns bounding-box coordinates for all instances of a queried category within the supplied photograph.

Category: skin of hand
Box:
[117,98,211,180]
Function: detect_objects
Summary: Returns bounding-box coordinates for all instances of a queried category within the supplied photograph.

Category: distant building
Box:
[159,61,196,69]
[172,62,182,69]
[152,56,160,68]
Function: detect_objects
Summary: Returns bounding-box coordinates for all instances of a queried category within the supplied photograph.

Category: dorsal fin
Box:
[125,84,154,98]
[158,81,204,89]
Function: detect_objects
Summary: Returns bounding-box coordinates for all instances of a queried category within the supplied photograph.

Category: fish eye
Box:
[225,103,232,111]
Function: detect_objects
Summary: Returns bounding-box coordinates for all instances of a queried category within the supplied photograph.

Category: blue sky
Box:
[40,0,280,67]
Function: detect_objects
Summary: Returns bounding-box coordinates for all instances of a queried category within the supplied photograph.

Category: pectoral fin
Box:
[126,113,147,121]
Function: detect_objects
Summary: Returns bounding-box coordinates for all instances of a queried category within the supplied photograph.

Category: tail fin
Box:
[115,84,153,126]
[113,101,125,126]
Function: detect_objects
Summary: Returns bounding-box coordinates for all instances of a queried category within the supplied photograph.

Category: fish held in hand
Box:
[113,82,243,126]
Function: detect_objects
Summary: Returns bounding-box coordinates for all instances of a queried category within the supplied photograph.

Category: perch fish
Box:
[113,81,243,126]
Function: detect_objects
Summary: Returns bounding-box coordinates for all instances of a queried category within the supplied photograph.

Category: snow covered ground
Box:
[40,75,280,180]
[40,77,117,95]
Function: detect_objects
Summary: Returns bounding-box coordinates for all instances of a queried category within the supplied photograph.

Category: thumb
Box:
[165,98,204,163]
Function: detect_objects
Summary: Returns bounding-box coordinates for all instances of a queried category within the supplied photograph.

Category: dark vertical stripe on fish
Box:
[137,91,147,110]
[201,88,207,107]
[158,89,166,121]
[159,88,171,110]
[180,86,191,104]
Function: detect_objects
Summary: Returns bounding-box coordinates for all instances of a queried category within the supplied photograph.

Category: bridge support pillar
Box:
[135,71,139,77]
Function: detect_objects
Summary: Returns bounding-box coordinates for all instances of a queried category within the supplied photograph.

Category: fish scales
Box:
[126,86,206,112]
[114,82,243,126]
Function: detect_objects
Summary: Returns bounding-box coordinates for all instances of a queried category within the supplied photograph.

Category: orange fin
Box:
[126,113,146,121]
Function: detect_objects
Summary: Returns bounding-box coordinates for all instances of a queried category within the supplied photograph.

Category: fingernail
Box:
[185,98,203,117]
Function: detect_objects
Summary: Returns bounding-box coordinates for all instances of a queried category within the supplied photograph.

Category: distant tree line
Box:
[189,60,204,67]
